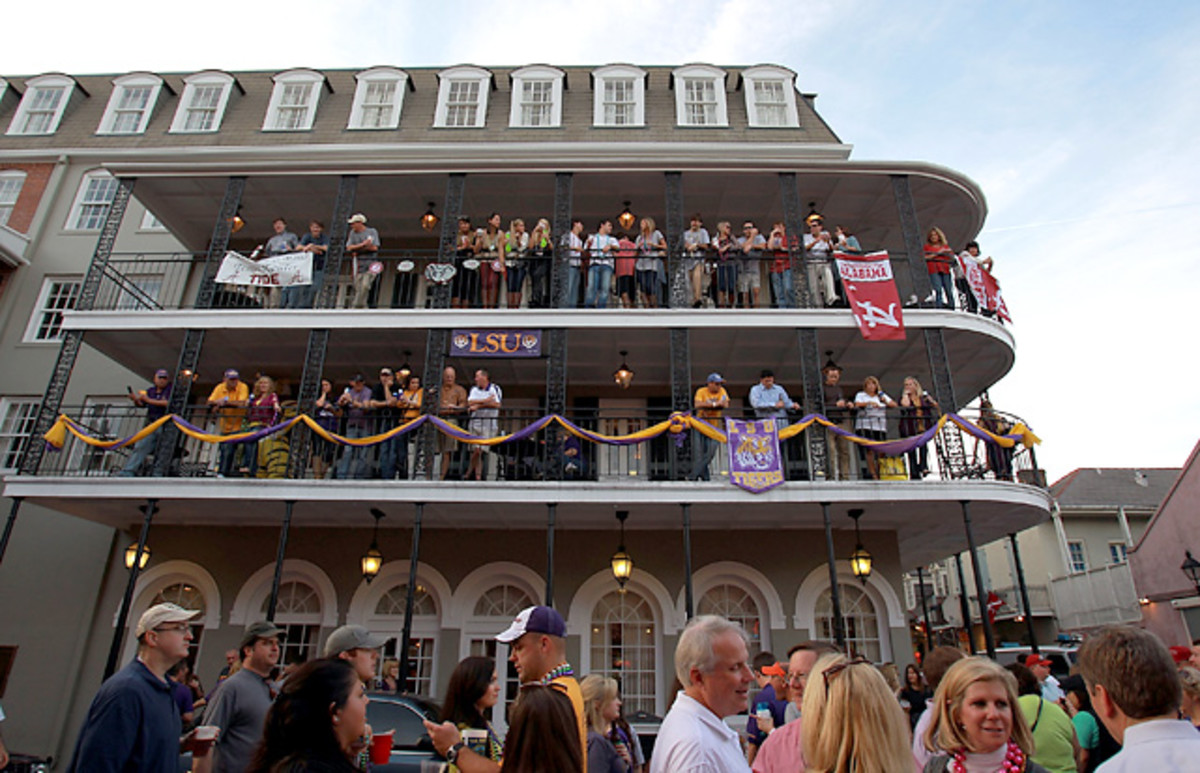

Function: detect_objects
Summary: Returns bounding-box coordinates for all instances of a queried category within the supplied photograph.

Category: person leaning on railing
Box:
[117,368,173,476]
[682,213,711,308]
[505,218,530,310]
[923,226,957,310]
[526,218,553,308]
[853,375,897,480]
[346,213,381,309]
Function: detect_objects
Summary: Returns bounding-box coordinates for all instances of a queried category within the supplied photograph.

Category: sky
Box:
[5,0,1198,481]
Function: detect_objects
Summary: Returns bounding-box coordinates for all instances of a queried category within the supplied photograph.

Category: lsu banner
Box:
[725,418,784,493]
[958,254,1012,323]
[216,251,313,287]
[835,251,905,341]
[451,330,542,358]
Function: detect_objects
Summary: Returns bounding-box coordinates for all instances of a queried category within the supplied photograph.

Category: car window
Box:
[367,701,429,749]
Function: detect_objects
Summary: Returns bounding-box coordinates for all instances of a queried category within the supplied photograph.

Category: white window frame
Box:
[1108,542,1128,565]
[0,170,26,228]
[0,397,40,473]
[139,209,167,232]
[66,170,118,232]
[24,275,82,342]
[592,65,646,127]
[1067,540,1088,573]
[6,74,76,136]
[741,66,800,128]
[262,69,326,132]
[347,67,408,130]
[97,73,164,135]
[169,71,236,134]
[672,65,728,127]
[508,66,564,128]
[433,66,491,129]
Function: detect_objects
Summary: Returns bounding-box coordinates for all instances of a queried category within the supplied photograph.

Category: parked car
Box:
[986,645,1079,678]
[366,692,445,772]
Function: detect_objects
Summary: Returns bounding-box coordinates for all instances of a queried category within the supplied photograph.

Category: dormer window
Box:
[509,66,564,128]
[263,70,326,131]
[170,71,237,133]
[7,75,77,136]
[592,65,646,127]
[434,67,491,128]
[348,67,408,130]
[98,73,165,135]
[741,66,800,128]
[673,65,728,127]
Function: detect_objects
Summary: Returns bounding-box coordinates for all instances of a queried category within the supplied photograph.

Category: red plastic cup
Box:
[369,731,395,765]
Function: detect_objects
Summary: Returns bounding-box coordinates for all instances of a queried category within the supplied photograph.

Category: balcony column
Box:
[416,175,467,479]
[1117,505,1134,547]
[551,173,573,309]
[20,177,136,475]
[664,172,687,309]
[669,328,692,479]
[153,176,246,476]
[954,553,973,649]
[543,329,568,479]
[796,329,828,480]
[104,499,157,680]
[1008,532,1040,653]
[916,565,933,654]
[0,497,23,567]
[681,503,694,619]
[398,502,424,691]
[961,501,997,658]
[265,501,295,621]
[821,502,847,648]
[545,503,556,606]
[778,172,814,308]
[892,175,959,411]
[288,175,358,478]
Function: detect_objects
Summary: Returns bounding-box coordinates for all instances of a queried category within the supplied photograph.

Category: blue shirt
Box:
[67,658,181,773]
[746,683,788,746]
[749,383,796,419]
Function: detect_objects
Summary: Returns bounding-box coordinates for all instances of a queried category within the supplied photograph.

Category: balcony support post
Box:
[265,501,294,622]
[0,497,23,568]
[916,565,933,654]
[796,329,828,480]
[954,553,973,651]
[778,173,813,308]
[545,503,556,606]
[665,172,687,309]
[543,329,568,479]
[105,499,158,681]
[1009,532,1039,653]
[961,501,996,658]
[681,503,694,619]
[314,176,358,309]
[551,173,573,308]
[821,502,847,649]
[669,328,692,479]
[398,502,424,692]
[153,176,247,476]
[20,177,136,476]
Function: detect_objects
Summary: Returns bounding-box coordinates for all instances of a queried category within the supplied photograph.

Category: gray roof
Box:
[1049,468,1180,509]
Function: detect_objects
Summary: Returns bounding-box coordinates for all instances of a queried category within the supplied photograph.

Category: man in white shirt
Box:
[466,369,502,482]
[1024,653,1065,704]
[1078,625,1199,772]
[584,219,618,309]
[651,615,754,773]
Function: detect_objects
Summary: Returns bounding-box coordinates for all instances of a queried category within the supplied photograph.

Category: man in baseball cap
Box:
[689,372,729,481]
[1024,653,1064,703]
[425,605,586,771]
[67,603,201,771]
[324,624,391,685]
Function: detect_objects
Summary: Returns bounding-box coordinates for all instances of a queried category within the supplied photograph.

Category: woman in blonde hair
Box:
[799,653,912,773]
[580,675,631,773]
[923,657,1048,773]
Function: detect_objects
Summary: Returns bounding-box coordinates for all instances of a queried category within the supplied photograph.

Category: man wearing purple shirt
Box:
[336,374,373,479]
[118,368,173,476]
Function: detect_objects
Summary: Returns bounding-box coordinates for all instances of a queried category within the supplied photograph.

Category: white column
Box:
[1051,503,1072,574]
[1117,506,1134,547]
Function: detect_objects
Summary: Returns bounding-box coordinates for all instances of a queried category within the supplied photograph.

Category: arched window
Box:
[590,590,656,715]
[468,583,534,724]
[473,584,533,617]
[374,584,438,695]
[263,580,322,666]
[698,583,762,651]
[816,584,882,661]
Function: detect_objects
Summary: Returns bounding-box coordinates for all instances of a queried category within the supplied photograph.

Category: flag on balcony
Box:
[725,418,784,493]
[216,251,313,287]
[834,251,905,341]
[957,254,1012,323]
[986,591,1005,624]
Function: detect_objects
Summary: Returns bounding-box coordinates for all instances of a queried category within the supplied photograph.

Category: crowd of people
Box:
[228,211,1001,315]
[62,596,1200,773]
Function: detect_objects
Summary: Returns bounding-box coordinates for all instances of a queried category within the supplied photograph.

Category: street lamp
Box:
[397,351,413,383]
[613,351,634,390]
[124,542,150,569]
[848,508,872,582]
[617,201,637,231]
[420,202,440,232]
[611,510,633,591]
[362,508,386,583]
[1182,550,1200,595]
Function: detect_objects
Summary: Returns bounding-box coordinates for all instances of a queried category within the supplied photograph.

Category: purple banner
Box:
[450,330,542,358]
[726,418,785,494]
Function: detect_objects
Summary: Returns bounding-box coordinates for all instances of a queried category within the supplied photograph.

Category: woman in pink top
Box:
[244,375,281,478]
[615,233,638,308]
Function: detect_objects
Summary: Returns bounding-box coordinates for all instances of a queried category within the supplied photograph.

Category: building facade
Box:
[0,63,1048,760]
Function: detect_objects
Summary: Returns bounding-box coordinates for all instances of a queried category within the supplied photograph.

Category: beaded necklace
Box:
[951,740,1024,773]
[541,662,575,684]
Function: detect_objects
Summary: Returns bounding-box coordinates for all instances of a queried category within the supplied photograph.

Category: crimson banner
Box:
[835,251,905,341]
[958,255,1012,323]
[725,418,784,493]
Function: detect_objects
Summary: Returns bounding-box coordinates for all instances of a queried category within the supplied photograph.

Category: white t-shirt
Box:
[566,231,584,266]
[650,692,751,773]
[586,233,619,268]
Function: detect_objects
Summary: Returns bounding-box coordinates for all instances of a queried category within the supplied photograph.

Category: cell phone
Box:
[126,385,134,394]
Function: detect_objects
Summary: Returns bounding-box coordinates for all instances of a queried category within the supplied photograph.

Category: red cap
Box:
[1023,654,1052,668]
[761,662,787,677]
[1169,645,1192,665]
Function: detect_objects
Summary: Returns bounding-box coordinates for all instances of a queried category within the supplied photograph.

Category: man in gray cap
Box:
[67,602,203,772]
[193,621,283,773]
[689,372,729,481]
[324,624,390,686]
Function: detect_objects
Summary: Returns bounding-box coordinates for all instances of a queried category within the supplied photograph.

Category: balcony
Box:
[963,584,1054,622]
[1047,562,1142,632]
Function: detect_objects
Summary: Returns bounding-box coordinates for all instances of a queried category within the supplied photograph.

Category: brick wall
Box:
[0,162,54,234]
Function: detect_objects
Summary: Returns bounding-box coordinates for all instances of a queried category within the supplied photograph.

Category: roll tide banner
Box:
[726,418,785,493]
[834,251,905,341]
[451,330,542,357]
[216,251,313,287]
[958,254,1012,323]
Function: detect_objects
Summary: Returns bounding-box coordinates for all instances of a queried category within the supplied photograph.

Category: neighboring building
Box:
[0,63,1049,760]
[1130,442,1200,645]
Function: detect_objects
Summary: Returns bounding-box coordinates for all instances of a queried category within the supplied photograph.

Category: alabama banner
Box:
[725,418,784,493]
[835,251,905,341]
[958,254,1012,323]
[216,251,313,288]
